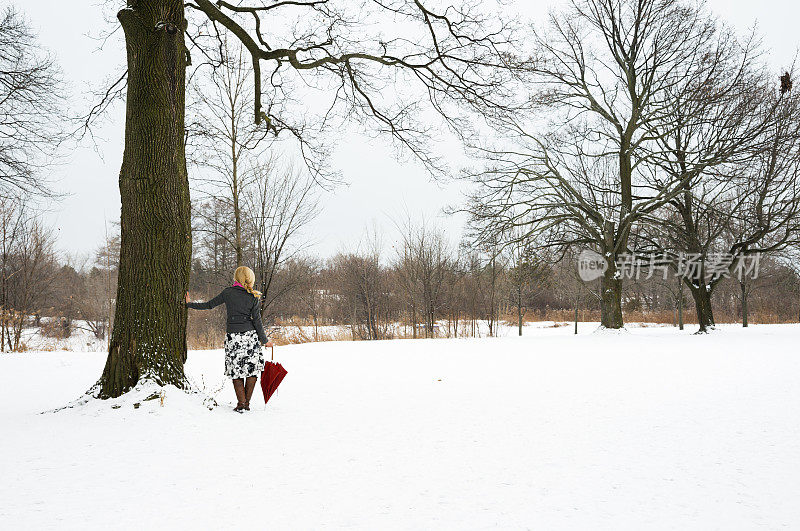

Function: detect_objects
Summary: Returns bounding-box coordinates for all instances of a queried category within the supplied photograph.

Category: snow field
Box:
[1,324,799,529]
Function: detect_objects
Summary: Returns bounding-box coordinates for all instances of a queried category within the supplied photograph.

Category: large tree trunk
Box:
[97,1,191,398]
[600,261,624,329]
[600,223,624,329]
[687,281,715,333]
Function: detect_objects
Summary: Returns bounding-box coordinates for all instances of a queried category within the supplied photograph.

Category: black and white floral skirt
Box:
[224,330,265,379]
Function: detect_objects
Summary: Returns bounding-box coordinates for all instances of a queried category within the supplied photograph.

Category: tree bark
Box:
[600,260,624,329]
[98,1,191,398]
[599,223,624,330]
[574,305,578,335]
[687,281,715,333]
[741,280,749,328]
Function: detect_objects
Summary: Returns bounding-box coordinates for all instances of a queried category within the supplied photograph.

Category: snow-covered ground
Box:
[1,324,799,529]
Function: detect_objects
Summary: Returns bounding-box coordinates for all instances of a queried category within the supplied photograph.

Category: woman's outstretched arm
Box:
[186,290,225,310]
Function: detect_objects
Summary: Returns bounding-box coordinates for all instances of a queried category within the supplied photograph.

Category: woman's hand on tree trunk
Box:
[264,341,273,348]
[185,291,189,303]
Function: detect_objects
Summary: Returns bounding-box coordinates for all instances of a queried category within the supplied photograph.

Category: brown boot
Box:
[232,378,246,412]
[243,376,257,411]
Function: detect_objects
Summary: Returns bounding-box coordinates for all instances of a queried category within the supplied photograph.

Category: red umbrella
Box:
[261,345,287,405]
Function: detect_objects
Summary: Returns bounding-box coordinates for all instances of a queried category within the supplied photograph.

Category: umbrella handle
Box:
[271,344,274,361]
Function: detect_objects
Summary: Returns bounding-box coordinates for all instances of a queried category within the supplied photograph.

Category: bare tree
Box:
[394,220,453,338]
[93,0,518,397]
[506,239,549,336]
[627,25,792,331]
[331,238,392,341]
[293,256,325,340]
[0,199,59,351]
[245,160,319,322]
[0,7,67,198]
[643,81,800,331]
[71,225,120,342]
[188,36,271,267]
[192,197,238,287]
[466,0,749,329]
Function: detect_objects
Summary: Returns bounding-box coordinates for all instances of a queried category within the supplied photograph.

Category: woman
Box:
[186,266,273,412]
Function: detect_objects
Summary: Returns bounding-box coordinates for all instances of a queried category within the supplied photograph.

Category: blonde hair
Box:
[234,266,262,298]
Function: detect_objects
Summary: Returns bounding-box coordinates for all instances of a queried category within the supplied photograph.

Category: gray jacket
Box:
[186,286,268,344]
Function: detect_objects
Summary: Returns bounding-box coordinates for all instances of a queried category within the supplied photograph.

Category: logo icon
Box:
[577,249,607,281]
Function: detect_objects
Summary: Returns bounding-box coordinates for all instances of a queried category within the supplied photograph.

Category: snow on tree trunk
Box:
[688,282,715,333]
[600,258,624,329]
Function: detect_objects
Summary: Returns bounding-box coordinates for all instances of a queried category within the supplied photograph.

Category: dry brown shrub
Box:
[40,317,72,339]
[187,305,795,350]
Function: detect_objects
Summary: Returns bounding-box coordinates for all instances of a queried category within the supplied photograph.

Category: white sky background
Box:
[12,0,800,263]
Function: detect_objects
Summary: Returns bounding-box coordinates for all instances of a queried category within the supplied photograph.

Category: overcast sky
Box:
[12,0,800,262]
